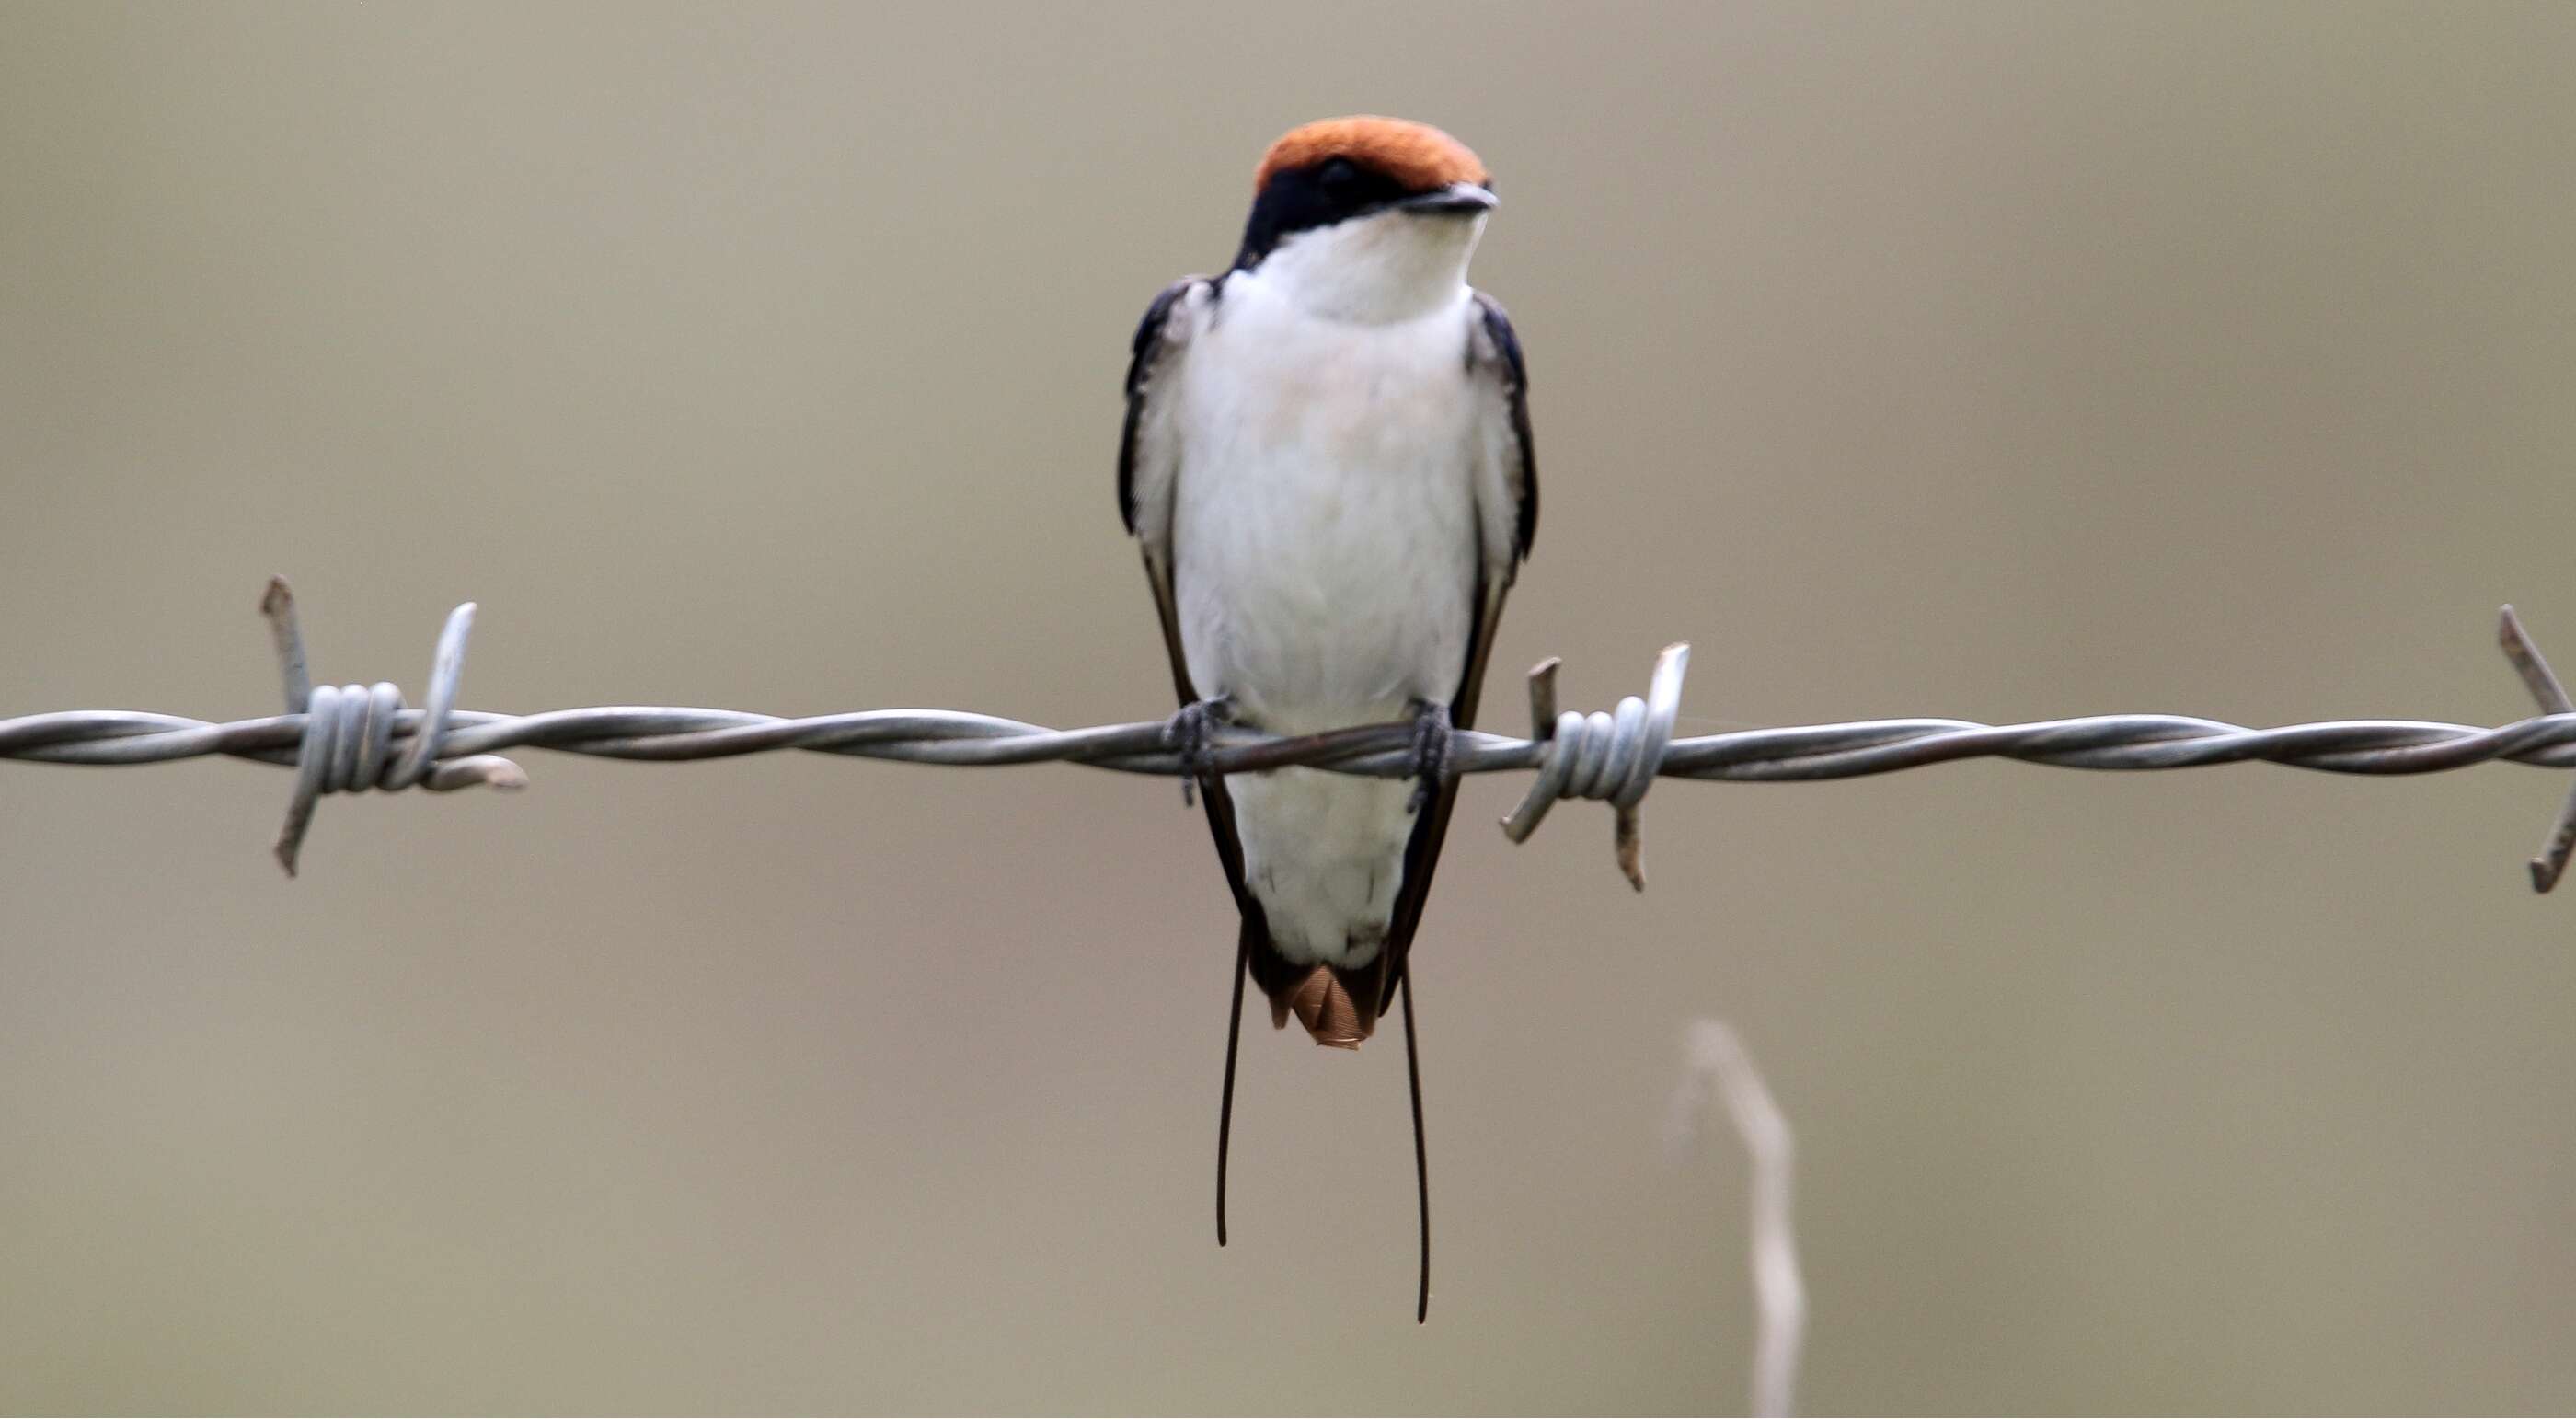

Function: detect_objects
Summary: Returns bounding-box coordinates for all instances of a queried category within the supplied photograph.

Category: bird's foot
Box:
[1405,698,1454,814]
[1164,695,1236,807]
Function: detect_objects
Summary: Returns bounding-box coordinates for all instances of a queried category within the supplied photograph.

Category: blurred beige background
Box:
[5,2,2574,1412]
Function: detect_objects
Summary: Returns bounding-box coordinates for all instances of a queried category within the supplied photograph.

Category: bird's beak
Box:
[1399,181,1498,216]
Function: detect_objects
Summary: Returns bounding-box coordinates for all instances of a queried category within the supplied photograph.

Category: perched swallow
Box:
[1118,116,1536,1321]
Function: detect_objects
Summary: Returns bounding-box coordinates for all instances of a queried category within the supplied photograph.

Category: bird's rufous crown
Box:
[1255,116,1487,194]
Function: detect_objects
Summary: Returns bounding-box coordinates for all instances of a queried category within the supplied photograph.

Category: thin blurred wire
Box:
[1672,1020,1805,1418]
[6,582,2575,888]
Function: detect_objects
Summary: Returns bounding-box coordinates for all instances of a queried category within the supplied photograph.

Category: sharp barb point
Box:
[1527,657,1561,740]
[2499,610,2576,895]
[1616,804,1647,891]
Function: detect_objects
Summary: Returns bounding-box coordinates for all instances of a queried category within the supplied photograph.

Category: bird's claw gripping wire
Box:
[1500,643,1691,890]
[1164,695,1236,807]
[1405,698,1454,815]
[260,577,525,877]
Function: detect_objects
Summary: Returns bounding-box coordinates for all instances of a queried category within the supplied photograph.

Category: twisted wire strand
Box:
[6,583,2575,886]
[18,703,2576,777]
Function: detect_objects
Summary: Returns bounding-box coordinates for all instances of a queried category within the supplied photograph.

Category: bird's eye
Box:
[1318,156,1359,189]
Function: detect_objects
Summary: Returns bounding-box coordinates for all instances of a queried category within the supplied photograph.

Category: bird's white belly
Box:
[1170,288,1480,965]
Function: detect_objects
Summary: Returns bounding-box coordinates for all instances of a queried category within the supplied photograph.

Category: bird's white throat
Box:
[1250,209,1488,324]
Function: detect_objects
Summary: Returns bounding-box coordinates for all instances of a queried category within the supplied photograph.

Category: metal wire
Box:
[6,581,2576,887]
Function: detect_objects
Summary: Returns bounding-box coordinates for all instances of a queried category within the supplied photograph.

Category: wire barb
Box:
[1499,644,1690,889]
[260,579,525,877]
[2499,605,2576,893]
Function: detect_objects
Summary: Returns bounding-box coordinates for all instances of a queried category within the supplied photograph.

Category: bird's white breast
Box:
[1169,271,1480,965]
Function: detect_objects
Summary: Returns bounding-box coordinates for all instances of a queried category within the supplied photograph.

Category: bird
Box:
[1117,116,1537,1321]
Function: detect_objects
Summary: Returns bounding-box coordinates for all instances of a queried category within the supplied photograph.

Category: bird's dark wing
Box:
[1121,277,1202,542]
[1370,291,1539,1012]
[1120,276,1206,703]
[1124,274,1279,1254]
[1119,277,1265,919]
[1472,292,1539,577]
[1363,293,1536,1314]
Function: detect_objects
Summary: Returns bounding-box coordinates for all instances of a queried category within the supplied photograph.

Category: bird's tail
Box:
[1218,916,1430,1321]
[1245,933,1393,1048]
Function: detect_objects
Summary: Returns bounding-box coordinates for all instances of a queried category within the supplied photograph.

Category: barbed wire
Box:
[6,580,2576,891]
